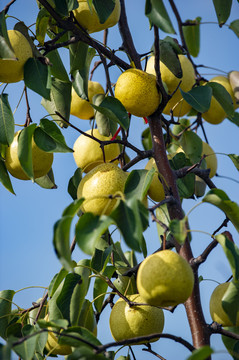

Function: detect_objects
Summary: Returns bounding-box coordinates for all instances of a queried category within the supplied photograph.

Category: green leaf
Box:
[222,281,239,325]
[93,266,116,313]
[186,345,214,360]
[207,81,234,118]
[68,168,82,200]
[182,18,201,57]
[24,58,51,100]
[180,85,212,113]
[222,326,239,360]
[0,290,15,338]
[215,234,239,281]
[228,111,239,127]
[46,49,69,82]
[41,78,72,127]
[13,327,39,360]
[93,94,118,137]
[91,246,113,273]
[62,198,84,217]
[177,173,195,199]
[34,168,57,189]
[169,218,188,244]
[0,94,14,146]
[75,213,114,255]
[35,7,50,45]
[53,216,75,271]
[0,158,15,194]
[228,154,239,171]
[145,0,176,34]
[93,0,116,23]
[69,40,89,76]
[18,124,37,180]
[0,342,12,360]
[212,0,232,26]
[124,169,154,201]
[48,268,69,298]
[229,19,239,38]
[203,189,239,233]
[0,11,16,59]
[34,119,73,153]
[159,40,182,78]
[59,327,101,348]
[179,130,202,164]
[92,96,130,131]
[70,259,91,326]
[141,127,152,151]
[54,0,78,16]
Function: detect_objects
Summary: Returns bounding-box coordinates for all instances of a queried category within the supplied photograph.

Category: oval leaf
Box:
[0,94,14,146]
[212,0,232,26]
[182,17,201,57]
[207,81,234,118]
[24,58,51,100]
[180,85,212,113]
[18,124,37,181]
[145,0,176,34]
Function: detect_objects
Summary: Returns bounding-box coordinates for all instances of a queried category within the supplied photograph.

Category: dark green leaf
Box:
[124,169,154,201]
[228,154,239,171]
[222,281,239,325]
[145,0,176,34]
[24,58,51,100]
[215,234,239,281]
[0,342,12,360]
[35,7,50,45]
[13,327,38,360]
[93,266,116,313]
[53,216,75,271]
[92,96,129,131]
[222,326,239,360]
[34,119,73,153]
[91,246,113,273]
[46,49,69,82]
[207,81,234,118]
[203,189,239,233]
[0,158,15,194]
[75,213,113,255]
[229,19,239,38]
[68,168,82,200]
[93,94,118,137]
[177,173,195,199]
[0,94,14,146]
[69,40,89,76]
[159,40,182,78]
[0,11,16,59]
[54,0,78,16]
[182,18,201,57]
[186,346,214,360]
[228,111,239,127]
[212,0,232,26]
[18,124,37,180]
[141,127,152,151]
[180,85,212,113]
[34,168,57,189]
[93,0,116,24]
[0,290,15,338]
[41,78,72,127]
[169,218,188,244]
[179,130,202,164]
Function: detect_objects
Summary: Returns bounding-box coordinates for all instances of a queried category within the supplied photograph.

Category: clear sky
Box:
[1,1,239,359]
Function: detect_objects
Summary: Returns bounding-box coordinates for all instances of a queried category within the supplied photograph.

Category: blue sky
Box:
[1,1,239,359]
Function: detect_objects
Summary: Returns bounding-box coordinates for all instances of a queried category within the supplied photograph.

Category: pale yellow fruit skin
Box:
[5,131,53,180]
[70,81,105,120]
[73,0,121,34]
[202,76,236,125]
[146,55,195,117]
[44,315,72,356]
[114,69,162,117]
[0,30,33,83]
[77,162,128,216]
[202,141,217,178]
[145,158,165,202]
[73,129,120,173]
[210,282,239,326]
[109,294,164,343]
[137,250,194,307]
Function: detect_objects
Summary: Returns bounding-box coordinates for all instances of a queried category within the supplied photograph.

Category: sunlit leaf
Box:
[145,0,176,34]
[93,265,116,313]
[186,345,214,360]
[35,7,50,45]
[228,154,239,171]
[169,218,188,244]
[182,17,201,57]
[212,0,232,26]
[203,189,239,233]
[215,234,239,281]
[18,124,37,181]
[222,281,239,325]
[180,85,212,113]
[229,19,239,38]
[0,94,14,146]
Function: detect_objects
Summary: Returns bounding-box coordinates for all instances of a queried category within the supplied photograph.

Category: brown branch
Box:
[3,0,16,14]
[24,87,32,127]
[118,0,141,69]
[210,322,239,340]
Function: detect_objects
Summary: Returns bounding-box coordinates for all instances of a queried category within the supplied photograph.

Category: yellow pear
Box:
[77,162,128,216]
[202,76,237,125]
[145,158,165,202]
[70,81,105,120]
[109,294,164,343]
[137,250,194,307]
[146,54,195,117]
[73,129,120,173]
[5,131,53,180]
[114,68,162,117]
[0,30,33,83]
[209,282,239,326]
[73,0,121,34]
[44,315,72,356]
